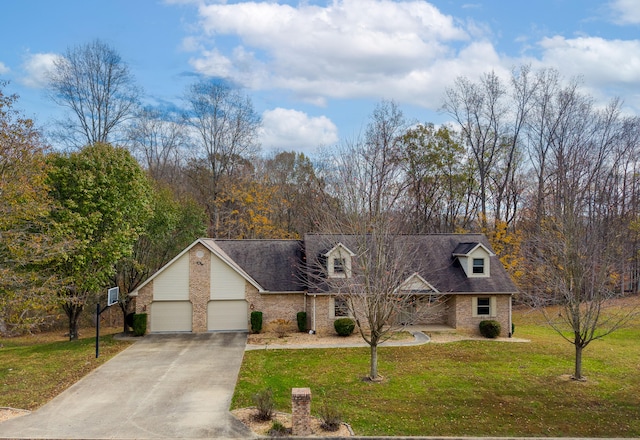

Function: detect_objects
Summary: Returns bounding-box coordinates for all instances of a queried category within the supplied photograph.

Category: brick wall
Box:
[189,243,211,332]
[135,281,154,334]
[245,285,305,332]
[453,294,511,336]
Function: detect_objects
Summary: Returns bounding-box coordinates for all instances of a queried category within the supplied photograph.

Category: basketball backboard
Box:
[107,287,119,306]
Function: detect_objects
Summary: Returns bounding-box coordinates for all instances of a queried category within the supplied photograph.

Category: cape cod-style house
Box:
[131,234,517,336]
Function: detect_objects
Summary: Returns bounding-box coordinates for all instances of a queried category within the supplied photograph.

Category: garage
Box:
[207,300,248,331]
[150,301,192,332]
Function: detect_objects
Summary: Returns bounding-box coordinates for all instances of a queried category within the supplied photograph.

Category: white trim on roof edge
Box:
[129,238,265,297]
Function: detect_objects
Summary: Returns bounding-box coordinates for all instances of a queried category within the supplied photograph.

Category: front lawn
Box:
[232,307,640,437]
[0,328,133,410]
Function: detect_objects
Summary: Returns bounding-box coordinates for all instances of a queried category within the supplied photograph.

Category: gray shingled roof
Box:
[214,239,305,292]
[304,234,517,294]
[210,234,517,295]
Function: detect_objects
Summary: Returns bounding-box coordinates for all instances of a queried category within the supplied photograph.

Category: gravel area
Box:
[231,407,353,437]
[0,407,30,423]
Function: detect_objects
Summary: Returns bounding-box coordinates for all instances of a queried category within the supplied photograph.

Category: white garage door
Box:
[207,300,248,331]
[150,301,192,332]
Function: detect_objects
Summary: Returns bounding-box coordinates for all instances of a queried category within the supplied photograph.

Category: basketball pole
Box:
[95,302,111,358]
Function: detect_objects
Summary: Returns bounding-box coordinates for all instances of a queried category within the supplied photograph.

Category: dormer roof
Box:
[452,242,495,257]
[322,242,356,257]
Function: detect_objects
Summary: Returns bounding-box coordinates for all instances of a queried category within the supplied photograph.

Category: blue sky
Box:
[1,0,639,153]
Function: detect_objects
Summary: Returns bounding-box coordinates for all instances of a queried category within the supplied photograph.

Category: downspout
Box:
[312,295,317,334]
[509,294,513,338]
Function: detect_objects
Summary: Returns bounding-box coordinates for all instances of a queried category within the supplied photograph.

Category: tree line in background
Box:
[2,40,639,374]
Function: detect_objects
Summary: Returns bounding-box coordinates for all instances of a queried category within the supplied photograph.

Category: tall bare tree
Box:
[126,107,187,186]
[48,39,140,148]
[443,68,532,228]
[183,80,260,237]
[312,101,444,381]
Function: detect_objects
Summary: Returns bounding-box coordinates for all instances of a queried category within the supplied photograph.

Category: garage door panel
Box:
[207,300,247,331]
[151,301,192,332]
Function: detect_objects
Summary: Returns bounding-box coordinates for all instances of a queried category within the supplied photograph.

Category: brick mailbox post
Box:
[291,387,312,436]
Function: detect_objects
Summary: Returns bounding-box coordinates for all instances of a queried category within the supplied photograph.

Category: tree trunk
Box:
[573,344,583,380]
[65,303,83,341]
[68,308,80,341]
[369,343,378,380]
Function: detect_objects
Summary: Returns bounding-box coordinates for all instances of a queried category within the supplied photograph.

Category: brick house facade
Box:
[131,234,517,337]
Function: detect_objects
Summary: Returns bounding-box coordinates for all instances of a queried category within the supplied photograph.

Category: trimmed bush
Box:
[132,313,147,336]
[250,311,263,334]
[479,320,501,338]
[334,318,355,336]
[296,311,307,332]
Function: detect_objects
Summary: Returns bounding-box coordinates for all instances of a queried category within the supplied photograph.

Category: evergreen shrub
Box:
[250,311,263,333]
[132,313,147,336]
[296,311,307,332]
[479,320,501,338]
[334,318,355,336]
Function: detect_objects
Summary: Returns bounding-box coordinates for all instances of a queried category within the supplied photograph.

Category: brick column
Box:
[189,244,211,332]
[291,387,312,436]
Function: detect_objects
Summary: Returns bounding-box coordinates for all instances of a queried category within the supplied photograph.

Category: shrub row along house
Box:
[131,234,517,336]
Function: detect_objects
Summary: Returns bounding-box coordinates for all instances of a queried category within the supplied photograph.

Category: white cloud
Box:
[260,108,339,152]
[0,62,9,75]
[533,35,640,114]
[21,52,60,88]
[538,36,640,85]
[185,0,478,108]
[609,0,640,25]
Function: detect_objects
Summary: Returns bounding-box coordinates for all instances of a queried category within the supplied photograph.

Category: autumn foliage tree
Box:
[0,82,68,335]
[47,143,152,340]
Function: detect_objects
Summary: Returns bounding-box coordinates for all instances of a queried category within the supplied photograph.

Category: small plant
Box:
[511,322,515,336]
[318,400,342,432]
[479,320,501,338]
[334,318,355,336]
[132,313,147,336]
[252,388,274,421]
[272,318,291,338]
[267,419,290,437]
[296,311,307,332]
[250,311,263,334]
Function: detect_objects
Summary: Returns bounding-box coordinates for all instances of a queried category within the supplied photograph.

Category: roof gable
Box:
[397,273,439,294]
[130,238,265,296]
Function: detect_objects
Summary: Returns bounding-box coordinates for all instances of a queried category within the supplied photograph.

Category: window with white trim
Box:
[472,296,496,318]
[334,297,349,317]
[476,297,490,315]
[333,258,346,274]
[472,258,485,274]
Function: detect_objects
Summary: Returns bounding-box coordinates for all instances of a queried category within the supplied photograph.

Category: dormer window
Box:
[323,242,355,278]
[452,242,495,278]
[473,258,485,274]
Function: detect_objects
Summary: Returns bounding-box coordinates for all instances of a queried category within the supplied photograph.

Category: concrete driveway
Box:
[0,333,254,439]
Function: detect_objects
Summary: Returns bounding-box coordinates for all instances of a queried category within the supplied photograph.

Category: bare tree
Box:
[126,107,187,186]
[524,92,638,380]
[183,80,261,237]
[311,101,444,381]
[443,68,532,228]
[48,39,140,148]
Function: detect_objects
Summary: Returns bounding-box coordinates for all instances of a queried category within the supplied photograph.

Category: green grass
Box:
[0,328,132,410]
[233,307,640,437]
